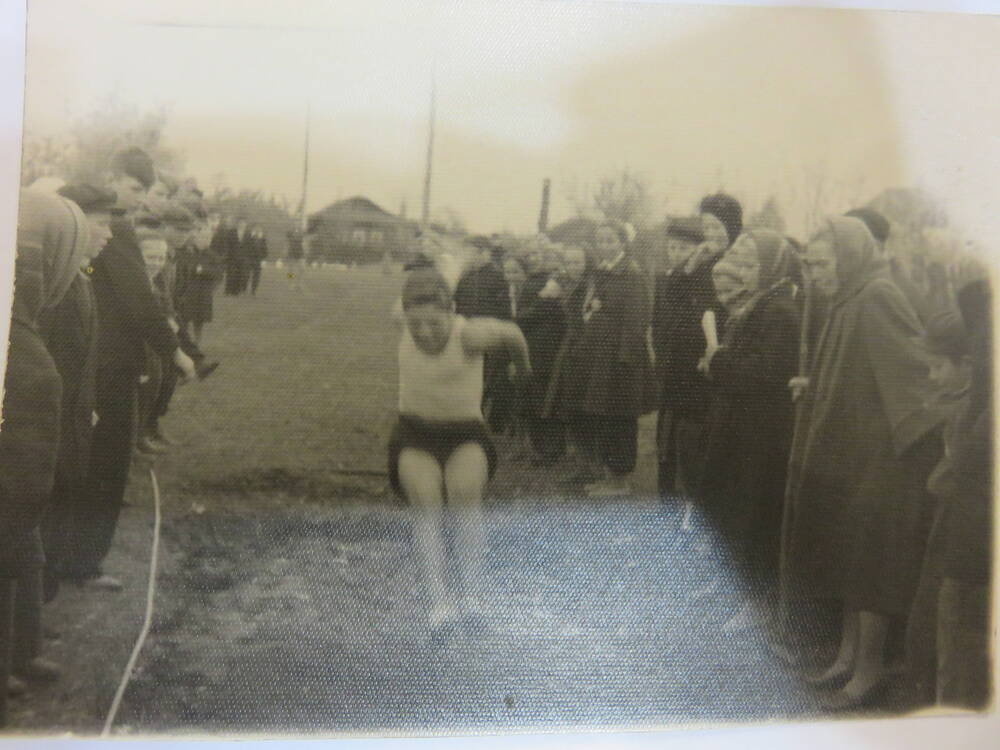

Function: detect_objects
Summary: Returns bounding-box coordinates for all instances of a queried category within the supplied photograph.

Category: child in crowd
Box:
[391,266,531,635]
[906,303,991,709]
[557,221,654,496]
[652,217,722,501]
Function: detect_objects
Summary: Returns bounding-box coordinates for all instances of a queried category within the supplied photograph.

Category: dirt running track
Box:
[4,267,913,737]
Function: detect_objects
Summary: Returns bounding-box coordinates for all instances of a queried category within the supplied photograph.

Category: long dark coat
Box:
[700,281,800,577]
[175,240,223,325]
[453,261,510,320]
[38,273,99,488]
[652,257,726,420]
[558,260,655,418]
[787,269,943,615]
[516,271,567,416]
[91,219,179,378]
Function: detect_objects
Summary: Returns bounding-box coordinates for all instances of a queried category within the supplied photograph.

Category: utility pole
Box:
[299,100,311,233]
[420,67,436,229]
[537,178,551,234]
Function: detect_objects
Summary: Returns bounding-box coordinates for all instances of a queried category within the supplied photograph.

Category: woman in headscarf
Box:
[784,216,943,709]
[1,190,89,714]
[700,230,801,620]
[556,220,655,496]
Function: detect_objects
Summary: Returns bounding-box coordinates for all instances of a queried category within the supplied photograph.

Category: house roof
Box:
[308,196,414,233]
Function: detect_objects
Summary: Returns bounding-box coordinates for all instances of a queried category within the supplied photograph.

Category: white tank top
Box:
[398,315,484,421]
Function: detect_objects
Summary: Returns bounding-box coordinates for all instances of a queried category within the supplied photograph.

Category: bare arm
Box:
[461,318,531,377]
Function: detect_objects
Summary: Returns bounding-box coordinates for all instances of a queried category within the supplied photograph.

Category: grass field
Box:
[7,264,901,737]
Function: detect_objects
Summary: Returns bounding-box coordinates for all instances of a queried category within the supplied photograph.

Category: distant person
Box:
[248,224,268,296]
[286,227,306,291]
[391,266,530,636]
[1,190,90,713]
[177,218,224,345]
[221,216,245,296]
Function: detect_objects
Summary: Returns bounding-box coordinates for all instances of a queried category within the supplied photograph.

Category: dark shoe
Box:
[15,657,62,684]
[197,361,220,381]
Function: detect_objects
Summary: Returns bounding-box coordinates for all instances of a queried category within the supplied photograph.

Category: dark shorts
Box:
[388,415,498,499]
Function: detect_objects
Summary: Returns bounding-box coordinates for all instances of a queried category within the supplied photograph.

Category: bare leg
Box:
[398,448,454,627]
[443,442,489,617]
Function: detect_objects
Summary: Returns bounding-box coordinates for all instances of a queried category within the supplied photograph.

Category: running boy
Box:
[391,266,531,634]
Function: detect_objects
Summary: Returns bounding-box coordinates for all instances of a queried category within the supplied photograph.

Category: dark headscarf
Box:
[15,189,90,327]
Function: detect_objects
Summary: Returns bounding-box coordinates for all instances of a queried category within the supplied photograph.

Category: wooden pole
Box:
[420,68,436,229]
[299,100,311,233]
[775,277,815,656]
[538,178,551,234]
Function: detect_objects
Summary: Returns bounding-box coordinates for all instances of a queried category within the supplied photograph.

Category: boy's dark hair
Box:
[699,192,743,246]
[845,208,890,245]
[664,217,705,245]
[402,267,453,311]
[109,147,156,190]
[57,183,117,213]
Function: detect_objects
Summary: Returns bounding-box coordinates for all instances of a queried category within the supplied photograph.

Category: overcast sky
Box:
[22,0,1000,239]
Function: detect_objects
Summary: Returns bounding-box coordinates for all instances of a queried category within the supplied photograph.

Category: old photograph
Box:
[1,0,996,740]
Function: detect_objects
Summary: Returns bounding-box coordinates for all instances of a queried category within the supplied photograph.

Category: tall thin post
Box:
[421,69,436,229]
[299,101,311,232]
[538,178,551,234]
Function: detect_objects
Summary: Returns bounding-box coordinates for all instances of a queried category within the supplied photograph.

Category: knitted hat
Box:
[699,193,743,246]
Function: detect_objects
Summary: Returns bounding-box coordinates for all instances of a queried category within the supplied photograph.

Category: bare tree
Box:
[592,169,652,228]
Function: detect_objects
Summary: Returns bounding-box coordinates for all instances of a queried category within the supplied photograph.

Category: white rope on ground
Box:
[101,466,162,737]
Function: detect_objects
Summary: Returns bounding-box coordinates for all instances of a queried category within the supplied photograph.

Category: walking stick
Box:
[775,278,813,655]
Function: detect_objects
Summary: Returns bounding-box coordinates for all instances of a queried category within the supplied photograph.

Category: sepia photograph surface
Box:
[0,0,997,741]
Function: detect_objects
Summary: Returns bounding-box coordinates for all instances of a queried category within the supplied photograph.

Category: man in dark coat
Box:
[453,236,514,432]
[218,216,243,296]
[248,225,268,295]
[515,246,566,463]
[74,148,196,590]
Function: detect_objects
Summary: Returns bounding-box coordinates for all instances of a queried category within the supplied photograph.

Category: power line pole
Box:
[299,100,311,232]
[420,67,436,229]
[538,178,551,234]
